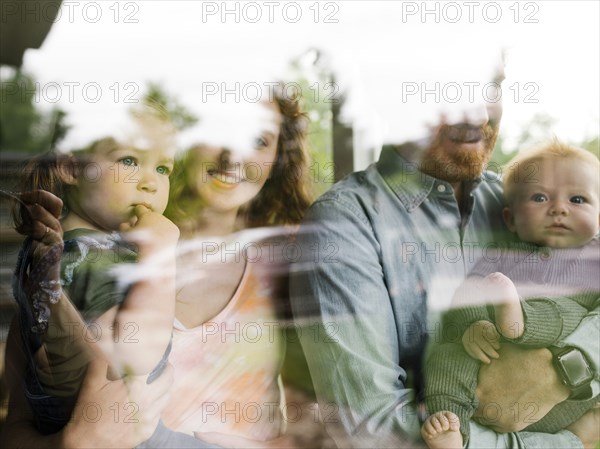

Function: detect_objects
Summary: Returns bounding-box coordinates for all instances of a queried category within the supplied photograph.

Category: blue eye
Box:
[255,136,269,148]
[119,157,138,167]
[156,166,172,176]
[570,195,586,204]
[531,193,547,203]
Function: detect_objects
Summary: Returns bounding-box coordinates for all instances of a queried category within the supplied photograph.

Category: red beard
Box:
[420,123,499,182]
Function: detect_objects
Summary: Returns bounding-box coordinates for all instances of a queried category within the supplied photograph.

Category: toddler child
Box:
[11,108,179,434]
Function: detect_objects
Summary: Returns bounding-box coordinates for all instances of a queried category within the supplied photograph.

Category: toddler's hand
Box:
[462,320,501,364]
[120,205,179,256]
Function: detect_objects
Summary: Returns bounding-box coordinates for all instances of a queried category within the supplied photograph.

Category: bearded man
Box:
[290,56,599,448]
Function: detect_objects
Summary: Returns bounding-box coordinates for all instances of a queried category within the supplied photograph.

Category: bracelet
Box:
[31,290,51,334]
[39,279,62,304]
[30,269,64,335]
[29,244,63,287]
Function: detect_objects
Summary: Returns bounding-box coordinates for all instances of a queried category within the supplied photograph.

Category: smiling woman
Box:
[167,91,311,233]
[158,86,314,445]
[180,133,280,219]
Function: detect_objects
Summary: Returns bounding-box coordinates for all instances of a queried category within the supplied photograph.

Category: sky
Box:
[13,0,600,166]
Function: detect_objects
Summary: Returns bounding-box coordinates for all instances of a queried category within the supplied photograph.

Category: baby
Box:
[422,141,600,448]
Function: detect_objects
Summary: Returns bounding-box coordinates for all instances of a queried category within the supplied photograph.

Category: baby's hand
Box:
[462,320,501,364]
[120,205,179,256]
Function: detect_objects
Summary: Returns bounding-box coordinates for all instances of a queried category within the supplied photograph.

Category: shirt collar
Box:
[376,144,483,212]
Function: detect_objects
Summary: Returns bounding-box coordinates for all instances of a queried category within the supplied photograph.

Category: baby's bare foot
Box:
[421,411,462,449]
[485,272,523,339]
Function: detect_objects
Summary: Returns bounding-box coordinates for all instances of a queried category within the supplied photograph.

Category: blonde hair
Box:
[503,139,600,205]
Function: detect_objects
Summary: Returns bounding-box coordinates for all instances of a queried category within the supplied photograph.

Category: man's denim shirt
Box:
[290,145,598,449]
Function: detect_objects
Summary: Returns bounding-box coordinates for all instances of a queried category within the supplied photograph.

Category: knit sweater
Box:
[425,238,599,441]
[443,238,599,346]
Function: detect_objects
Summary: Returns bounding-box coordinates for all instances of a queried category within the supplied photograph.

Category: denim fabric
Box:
[290,145,593,448]
[136,420,221,449]
[469,423,583,449]
[13,238,76,434]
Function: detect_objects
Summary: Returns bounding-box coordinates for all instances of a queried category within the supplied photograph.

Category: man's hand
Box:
[567,405,600,449]
[473,343,570,432]
[198,432,298,448]
[63,358,173,449]
[462,320,501,364]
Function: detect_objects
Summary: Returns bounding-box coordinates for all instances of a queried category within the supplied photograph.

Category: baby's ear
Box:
[502,206,517,232]
[56,155,78,185]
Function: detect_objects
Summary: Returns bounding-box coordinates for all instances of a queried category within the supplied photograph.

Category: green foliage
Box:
[488,134,516,172]
[514,112,557,150]
[489,112,599,174]
[136,82,198,131]
[288,53,334,198]
[579,135,599,160]
[299,78,335,198]
[489,112,558,170]
[0,69,69,153]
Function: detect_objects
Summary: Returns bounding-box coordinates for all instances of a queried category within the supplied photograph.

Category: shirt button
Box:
[437,185,446,193]
[540,249,551,260]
